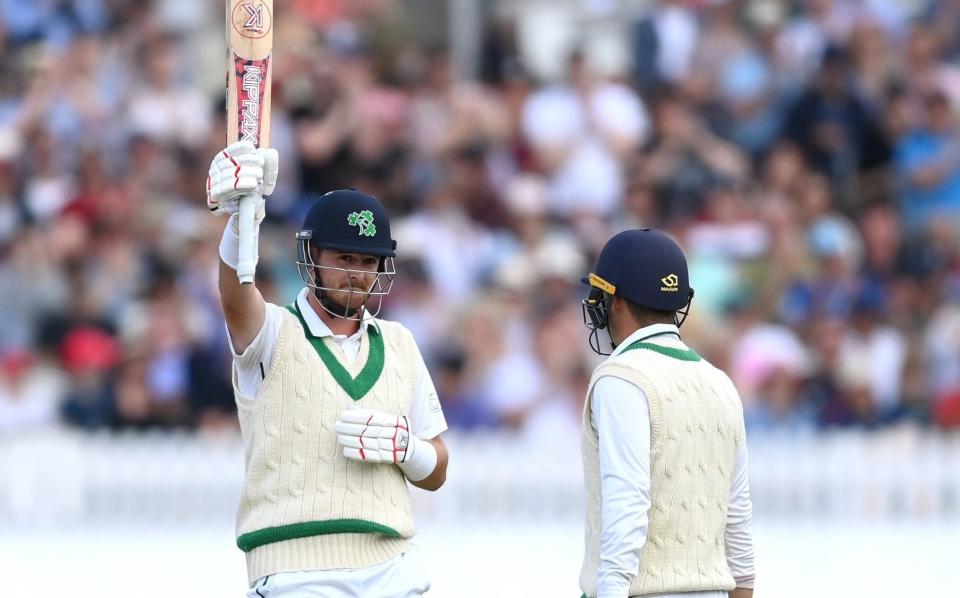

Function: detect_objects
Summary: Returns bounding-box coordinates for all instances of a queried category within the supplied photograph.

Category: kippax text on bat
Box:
[241,65,261,142]
[233,55,270,145]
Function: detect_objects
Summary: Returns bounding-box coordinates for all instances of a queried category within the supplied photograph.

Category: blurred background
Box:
[1,0,960,596]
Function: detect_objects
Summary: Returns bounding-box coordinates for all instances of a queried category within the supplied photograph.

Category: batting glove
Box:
[206,140,279,218]
[335,408,438,482]
[209,141,279,270]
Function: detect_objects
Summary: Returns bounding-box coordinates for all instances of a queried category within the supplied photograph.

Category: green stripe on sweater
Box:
[622,341,701,362]
[237,518,403,552]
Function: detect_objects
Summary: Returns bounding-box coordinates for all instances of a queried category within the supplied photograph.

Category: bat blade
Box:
[227,0,273,147]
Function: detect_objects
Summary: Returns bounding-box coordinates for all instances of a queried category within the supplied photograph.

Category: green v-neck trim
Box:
[285,303,384,400]
[622,341,701,362]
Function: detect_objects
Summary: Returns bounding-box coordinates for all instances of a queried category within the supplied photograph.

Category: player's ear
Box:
[608,293,621,314]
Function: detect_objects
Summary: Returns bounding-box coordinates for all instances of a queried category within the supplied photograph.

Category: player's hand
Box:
[206,140,279,216]
[335,408,415,465]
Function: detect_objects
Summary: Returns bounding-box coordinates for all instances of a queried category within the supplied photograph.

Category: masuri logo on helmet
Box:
[660,274,679,292]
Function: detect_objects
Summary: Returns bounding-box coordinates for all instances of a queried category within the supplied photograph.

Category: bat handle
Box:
[236,194,257,285]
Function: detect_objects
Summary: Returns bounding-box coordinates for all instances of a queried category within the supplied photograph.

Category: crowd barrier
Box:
[2,427,958,527]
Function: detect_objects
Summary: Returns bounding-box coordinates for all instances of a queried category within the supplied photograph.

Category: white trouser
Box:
[246,545,431,598]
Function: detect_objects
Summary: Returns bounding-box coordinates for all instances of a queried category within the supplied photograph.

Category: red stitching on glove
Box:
[359,413,374,461]
[223,150,241,190]
[206,175,215,208]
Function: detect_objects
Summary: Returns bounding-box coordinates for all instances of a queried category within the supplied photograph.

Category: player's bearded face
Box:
[312,249,378,317]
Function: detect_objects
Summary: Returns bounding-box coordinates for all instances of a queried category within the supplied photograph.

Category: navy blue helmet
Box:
[296,189,397,319]
[297,188,397,257]
[582,229,694,354]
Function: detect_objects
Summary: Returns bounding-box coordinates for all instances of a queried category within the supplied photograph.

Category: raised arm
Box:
[206,141,278,353]
[218,257,266,354]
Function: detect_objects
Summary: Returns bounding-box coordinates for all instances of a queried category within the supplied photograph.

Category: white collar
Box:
[610,323,681,358]
[295,288,379,340]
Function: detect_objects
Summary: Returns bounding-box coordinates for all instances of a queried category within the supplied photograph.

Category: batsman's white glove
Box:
[208,141,279,271]
[335,408,438,482]
[206,140,279,220]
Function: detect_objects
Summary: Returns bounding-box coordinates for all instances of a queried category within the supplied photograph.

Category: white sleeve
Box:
[725,442,756,589]
[228,303,284,399]
[591,376,651,598]
[408,343,447,440]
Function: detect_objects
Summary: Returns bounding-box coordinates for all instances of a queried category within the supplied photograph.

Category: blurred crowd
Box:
[2,0,960,442]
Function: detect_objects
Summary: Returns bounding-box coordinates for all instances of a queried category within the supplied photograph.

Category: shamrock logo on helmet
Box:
[347,210,377,237]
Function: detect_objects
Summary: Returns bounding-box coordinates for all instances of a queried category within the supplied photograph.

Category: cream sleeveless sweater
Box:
[580,337,745,597]
[233,306,420,584]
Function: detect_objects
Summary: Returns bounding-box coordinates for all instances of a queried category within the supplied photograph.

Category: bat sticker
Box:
[231,54,271,145]
[231,0,273,39]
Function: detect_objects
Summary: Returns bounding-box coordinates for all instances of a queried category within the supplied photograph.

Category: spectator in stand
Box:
[431,345,497,430]
[782,44,890,207]
[0,348,63,434]
[631,0,699,93]
[59,326,119,429]
[893,89,960,231]
[642,89,748,222]
[125,34,211,148]
[522,49,648,218]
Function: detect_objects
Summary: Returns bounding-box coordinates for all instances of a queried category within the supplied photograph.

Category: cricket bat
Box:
[226,0,273,284]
